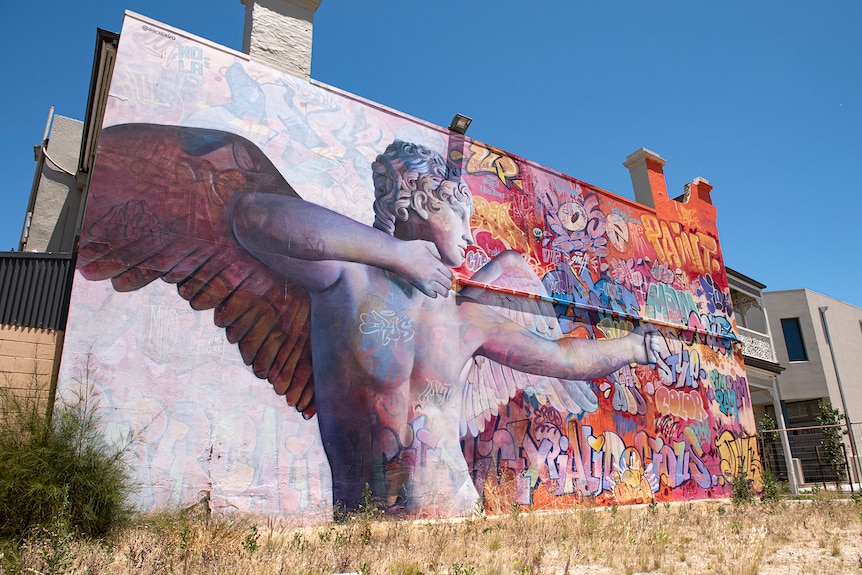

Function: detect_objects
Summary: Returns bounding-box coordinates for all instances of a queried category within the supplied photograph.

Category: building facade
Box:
[44,9,763,519]
[764,288,862,482]
[4,1,767,519]
[725,268,802,489]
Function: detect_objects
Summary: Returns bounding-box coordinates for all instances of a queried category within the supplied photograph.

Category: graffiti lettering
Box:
[696,274,731,315]
[464,249,490,272]
[641,215,719,275]
[178,45,210,76]
[591,278,640,315]
[358,310,414,345]
[660,348,705,389]
[655,386,708,421]
[542,247,562,266]
[684,312,733,355]
[569,250,600,277]
[478,180,506,200]
[715,430,763,491]
[604,370,646,416]
[477,419,715,503]
[646,282,698,324]
[613,447,653,504]
[463,143,522,190]
[417,378,453,408]
[708,371,749,419]
[685,420,712,451]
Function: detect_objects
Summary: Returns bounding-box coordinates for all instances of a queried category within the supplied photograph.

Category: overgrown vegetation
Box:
[3,381,858,574]
[759,412,778,444]
[0,383,136,544]
[817,400,848,483]
[760,468,781,503]
[2,494,860,575]
[731,469,755,507]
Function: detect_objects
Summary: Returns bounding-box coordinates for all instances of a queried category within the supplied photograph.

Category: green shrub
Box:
[731,471,754,507]
[760,468,780,504]
[758,412,778,444]
[816,400,847,483]
[0,383,135,541]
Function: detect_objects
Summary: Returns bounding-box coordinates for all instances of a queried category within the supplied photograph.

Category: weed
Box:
[242,525,259,555]
[0,381,135,541]
[760,468,780,504]
[473,496,485,519]
[390,560,422,575]
[4,497,862,574]
[21,490,74,575]
[731,471,754,507]
[452,562,477,575]
[290,531,309,552]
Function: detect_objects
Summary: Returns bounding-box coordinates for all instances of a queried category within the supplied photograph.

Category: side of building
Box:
[727,268,796,490]
[764,288,862,483]
[0,252,76,416]
[4,1,767,519]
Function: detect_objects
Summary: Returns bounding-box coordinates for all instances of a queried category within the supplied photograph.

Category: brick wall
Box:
[0,324,62,413]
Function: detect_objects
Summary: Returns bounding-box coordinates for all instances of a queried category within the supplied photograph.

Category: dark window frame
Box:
[780,317,808,362]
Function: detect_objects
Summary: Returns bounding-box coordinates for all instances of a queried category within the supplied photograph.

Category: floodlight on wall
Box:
[448,114,472,134]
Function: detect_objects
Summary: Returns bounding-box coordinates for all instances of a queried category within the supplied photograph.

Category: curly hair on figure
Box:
[371,140,472,235]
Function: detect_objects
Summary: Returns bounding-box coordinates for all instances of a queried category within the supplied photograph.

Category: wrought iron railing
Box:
[738,326,776,363]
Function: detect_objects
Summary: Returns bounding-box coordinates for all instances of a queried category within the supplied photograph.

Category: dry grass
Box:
[4,492,862,575]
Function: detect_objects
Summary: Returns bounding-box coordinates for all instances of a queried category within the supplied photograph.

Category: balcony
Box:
[738,326,777,363]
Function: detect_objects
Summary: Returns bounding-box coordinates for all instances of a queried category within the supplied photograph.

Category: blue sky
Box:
[2,1,860,307]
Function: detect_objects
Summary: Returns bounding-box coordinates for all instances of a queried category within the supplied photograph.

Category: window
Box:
[780,317,808,361]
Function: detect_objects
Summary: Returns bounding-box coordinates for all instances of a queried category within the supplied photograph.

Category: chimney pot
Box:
[241,0,322,80]
[623,147,668,209]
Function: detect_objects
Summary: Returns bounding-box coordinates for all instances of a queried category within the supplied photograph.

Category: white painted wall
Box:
[23,115,83,253]
[241,0,320,80]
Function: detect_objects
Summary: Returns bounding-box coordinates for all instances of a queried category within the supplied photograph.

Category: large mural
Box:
[58,13,761,519]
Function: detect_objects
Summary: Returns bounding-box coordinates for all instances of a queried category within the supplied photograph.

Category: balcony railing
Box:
[737,326,776,363]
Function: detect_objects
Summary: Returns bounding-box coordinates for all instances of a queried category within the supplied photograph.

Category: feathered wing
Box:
[458,255,599,436]
[78,123,316,417]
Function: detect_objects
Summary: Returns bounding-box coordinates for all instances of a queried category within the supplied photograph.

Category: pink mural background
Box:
[57,13,760,519]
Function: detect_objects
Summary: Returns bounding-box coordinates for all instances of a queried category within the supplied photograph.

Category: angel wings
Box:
[78,124,316,417]
[78,123,600,435]
[457,253,600,437]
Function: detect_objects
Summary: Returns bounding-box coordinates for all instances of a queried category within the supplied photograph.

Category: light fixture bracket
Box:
[448,113,472,135]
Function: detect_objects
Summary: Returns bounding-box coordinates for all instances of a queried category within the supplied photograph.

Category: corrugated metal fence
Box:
[0,252,75,330]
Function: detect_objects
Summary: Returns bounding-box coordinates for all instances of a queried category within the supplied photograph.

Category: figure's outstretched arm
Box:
[233,193,453,296]
[462,301,661,381]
